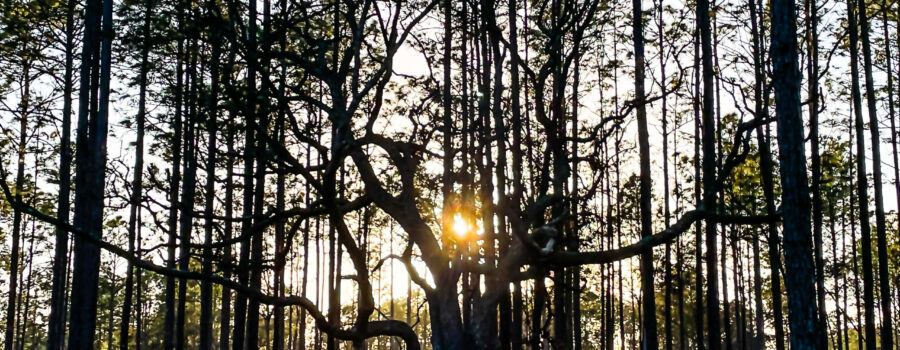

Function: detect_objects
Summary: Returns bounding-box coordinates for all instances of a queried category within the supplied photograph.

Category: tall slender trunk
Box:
[460,0,473,340]
[632,0,657,345]
[570,38,582,350]
[219,16,239,350]
[754,42,787,350]
[846,116,863,350]
[830,203,842,350]
[473,2,497,344]
[748,0,768,347]
[119,1,152,347]
[18,225,35,350]
[199,4,222,347]
[842,197,852,350]
[66,0,112,344]
[441,0,453,211]
[712,10,731,347]
[692,24,706,350]
[805,0,828,344]
[508,1,524,348]
[482,0,512,346]
[219,92,236,350]
[769,0,821,345]
[136,219,145,350]
[733,236,746,350]
[272,0,288,347]
[540,1,569,345]
[175,32,199,350]
[135,219,144,350]
[751,228,765,350]
[658,3,673,348]
[857,0,895,345]
[697,0,721,344]
[47,0,77,345]
[721,217,731,349]
[298,145,311,350]
[484,0,511,345]
[615,126,625,350]
[163,4,185,348]
[602,118,615,350]
[106,269,117,350]
[4,64,30,350]
[247,6,268,341]
[845,0,878,347]
[232,0,258,344]
[886,0,900,329]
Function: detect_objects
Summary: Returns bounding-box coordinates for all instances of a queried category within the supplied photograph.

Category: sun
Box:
[452,213,469,238]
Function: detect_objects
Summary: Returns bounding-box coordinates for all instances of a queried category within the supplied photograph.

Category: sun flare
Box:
[452,213,469,238]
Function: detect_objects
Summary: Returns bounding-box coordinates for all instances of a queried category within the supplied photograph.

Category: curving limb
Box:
[0,171,422,349]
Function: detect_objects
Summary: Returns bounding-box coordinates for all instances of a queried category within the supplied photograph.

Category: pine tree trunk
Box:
[721,221,731,349]
[658,4,673,348]
[692,25,706,350]
[175,33,199,350]
[66,0,113,344]
[748,0,767,347]
[219,98,236,350]
[751,7,787,346]
[163,5,185,348]
[571,38,583,350]
[199,4,221,347]
[845,0,878,346]
[271,0,288,347]
[46,0,77,345]
[886,2,900,329]
[769,0,821,345]
[804,0,828,344]
[632,0,657,345]
[106,271,116,350]
[697,0,721,343]
[486,0,511,344]
[441,0,453,214]
[232,0,259,343]
[119,1,152,347]
[508,0,524,347]
[857,0,895,345]
[830,203,843,350]
[752,229,765,350]
[135,222,144,350]
[298,153,311,350]
[4,64,29,350]
[18,227,35,350]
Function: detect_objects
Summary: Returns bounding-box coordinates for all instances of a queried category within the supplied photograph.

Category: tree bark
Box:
[697,0,721,344]
[658,3,673,348]
[199,3,222,347]
[119,1,152,347]
[857,0,895,345]
[46,0,77,345]
[4,62,29,350]
[232,0,258,343]
[692,24,706,350]
[163,3,185,348]
[633,0,658,345]
[66,0,113,344]
[508,0,524,348]
[845,0,878,346]
[769,0,822,345]
[748,0,768,347]
[804,0,828,345]
[175,31,199,350]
